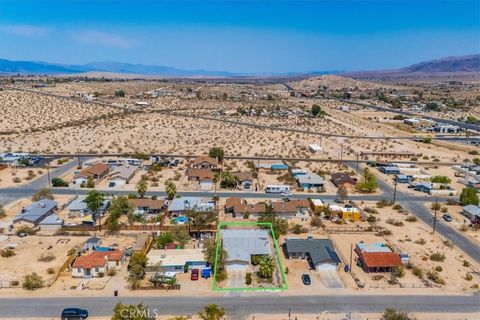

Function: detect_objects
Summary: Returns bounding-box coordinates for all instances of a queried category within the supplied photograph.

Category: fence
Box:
[324,226,376,233]
[62,223,217,233]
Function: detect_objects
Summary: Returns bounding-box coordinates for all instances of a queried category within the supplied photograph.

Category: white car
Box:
[280,191,292,197]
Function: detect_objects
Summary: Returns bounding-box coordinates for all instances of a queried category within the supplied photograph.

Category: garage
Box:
[315,262,338,271]
[225,260,248,271]
[200,179,213,191]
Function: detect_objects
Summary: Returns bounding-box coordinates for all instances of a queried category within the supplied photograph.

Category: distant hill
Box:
[342,54,480,80]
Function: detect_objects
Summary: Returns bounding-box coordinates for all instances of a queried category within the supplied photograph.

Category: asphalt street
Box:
[0,294,478,318]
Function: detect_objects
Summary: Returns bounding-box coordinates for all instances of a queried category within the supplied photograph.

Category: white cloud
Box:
[0,24,51,37]
[72,30,136,49]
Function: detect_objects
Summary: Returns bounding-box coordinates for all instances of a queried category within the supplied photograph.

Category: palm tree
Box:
[166,181,177,200]
[136,179,147,198]
[258,255,275,279]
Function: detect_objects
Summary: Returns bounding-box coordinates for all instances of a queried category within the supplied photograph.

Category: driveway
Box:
[318,271,344,288]
[226,270,246,289]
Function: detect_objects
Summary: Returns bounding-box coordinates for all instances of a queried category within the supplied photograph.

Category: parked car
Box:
[442,214,453,222]
[108,182,116,188]
[191,269,199,281]
[280,191,292,197]
[61,308,88,319]
[301,274,311,285]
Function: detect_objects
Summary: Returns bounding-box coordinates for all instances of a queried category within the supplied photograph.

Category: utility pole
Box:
[46,166,51,187]
[340,143,344,165]
[349,243,353,272]
[76,148,81,168]
[355,152,359,175]
[393,179,398,204]
[432,196,439,234]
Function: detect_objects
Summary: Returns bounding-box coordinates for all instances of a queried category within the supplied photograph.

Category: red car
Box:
[191,269,199,281]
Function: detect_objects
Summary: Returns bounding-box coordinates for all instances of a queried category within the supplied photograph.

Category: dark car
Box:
[301,274,311,285]
[442,214,453,222]
[61,308,88,320]
[191,269,199,281]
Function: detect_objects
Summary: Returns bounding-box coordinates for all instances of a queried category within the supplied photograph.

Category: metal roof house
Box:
[221,229,272,271]
[462,205,480,224]
[13,199,58,227]
[379,166,401,175]
[167,197,215,215]
[284,238,341,271]
[297,174,324,190]
[39,214,64,232]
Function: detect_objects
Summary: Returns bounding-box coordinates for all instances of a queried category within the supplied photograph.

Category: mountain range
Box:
[0,54,478,78]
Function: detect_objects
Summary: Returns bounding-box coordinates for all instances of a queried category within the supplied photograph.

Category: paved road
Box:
[0,295,478,318]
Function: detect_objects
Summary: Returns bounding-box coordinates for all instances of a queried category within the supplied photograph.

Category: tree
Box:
[186,211,217,230]
[86,176,95,188]
[112,302,153,320]
[85,190,105,220]
[422,136,432,144]
[311,104,321,116]
[209,147,225,162]
[203,239,227,282]
[430,176,451,184]
[356,168,378,193]
[128,252,148,289]
[156,232,174,248]
[258,255,275,279]
[425,101,439,111]
[460,187,479,206]
[166,181,177,200]
[31,188,54,202]
[381,308,416,320]
[336,185,348,202]
[136,179,148,198]
[197,304,225,320]
[171,226,190,248]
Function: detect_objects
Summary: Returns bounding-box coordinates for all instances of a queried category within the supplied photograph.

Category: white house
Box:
[71,250,124,278]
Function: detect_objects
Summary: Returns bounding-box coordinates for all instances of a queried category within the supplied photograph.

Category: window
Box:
[77,268,81,273]
[95,268,99,273]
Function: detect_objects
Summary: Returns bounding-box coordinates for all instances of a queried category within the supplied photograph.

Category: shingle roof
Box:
[359,252,402,268]
[72,250,123,269]
[272,199,310,214]
[331,172,357,187]
[186,168,215,180]
[129,198,164,210]
[191,156,218,167]
[75,163,109,179]
[285,238,341,265]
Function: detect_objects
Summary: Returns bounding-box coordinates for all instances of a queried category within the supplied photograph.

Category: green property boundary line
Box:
[212,221,288,292]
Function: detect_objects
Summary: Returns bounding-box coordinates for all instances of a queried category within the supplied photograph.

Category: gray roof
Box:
[39,214,64,226]
[167,197,214,212]
[13,199,57,225]
[285,238,341,265]
[297,174,324,185]
[221,229,272,263]
[109,165,137,180]
[85,236,101,244]
[463,205,480,217]
[67,196,109,212]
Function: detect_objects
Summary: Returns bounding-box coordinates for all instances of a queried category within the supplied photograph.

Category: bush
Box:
[381,308,416,320]
[22,273,44,290]
[426,270,445,285]
[51,177,69,187]
[434,266,443,272]
[429,252,445,262]
[393,266,405,278]
[47,267,55,275]
[405,216,417,222]
[0,248,15,258]
[245,272,252,285]
[107,268,117,277]
[366,215,377,223]
[38,253,56,262]
[376,199,392,208]
[464,273,473,281]
[16,226,36,236]
[98,272,105,278]
[412,267,424,279]
[463,260,470,267]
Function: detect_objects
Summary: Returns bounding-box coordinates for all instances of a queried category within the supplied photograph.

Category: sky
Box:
[0,0,479,73]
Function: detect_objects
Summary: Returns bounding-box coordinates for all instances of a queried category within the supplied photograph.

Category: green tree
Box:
[171,226,190,248]
[136,179,148,198]
[128,252,148,289]
[186,211,217,230]
[311,104,321,116]
[31,188,54,202]
[356,167,378,193]
[258,255,275,279]
[425,101,439,111]
[22,272,44,290]
[381,308,416,320]
[156,232,174,248]
[203,239,227,282]
[85,190,105,220]
[166,181,177,200]
[51,177,68,187]
[112,302,152,320]
[209,147,225,162]
[460,187,479,206]
[197,304,225,320]
[422,136,432,144]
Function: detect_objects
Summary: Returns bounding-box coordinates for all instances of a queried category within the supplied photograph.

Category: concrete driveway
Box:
[318,271,344,288]
[226,270,246,289]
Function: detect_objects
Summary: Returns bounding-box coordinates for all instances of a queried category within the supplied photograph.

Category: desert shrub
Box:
[442,239,454,248]
[245,272,252,285]
[381,308,416,320]
[51,177,69,187]
[38,253,56,262]
[376,199,392,208]
[393,266,405,278]
[107,268,117,277]
[98,272,105,278]
[363,207,378,214]
[463,260,470,267]
[22,273,44,290]
[464,273,473,281]
[434,266,443,272]
[392,204,402,211]
[310,216,322,227]
[366,215,377,223]
[0,248,15,258]
[426,270,445,285]
[412,267,424,279]
[405,216,417,222]
[429,252,445,262]
[46,267,55,275]
[16,226,36,236]
[10,280,19,286]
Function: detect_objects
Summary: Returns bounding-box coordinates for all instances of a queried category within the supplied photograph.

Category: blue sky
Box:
[0,0,479,73]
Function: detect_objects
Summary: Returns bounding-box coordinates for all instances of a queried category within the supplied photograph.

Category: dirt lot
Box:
[0,167,46,187]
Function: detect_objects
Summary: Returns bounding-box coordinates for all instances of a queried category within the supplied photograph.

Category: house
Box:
[271,163,288,171]
[221,229,272,271]
[297,174,324,190]
[379,166,401,175]
[231,172,254,189]
[84,236,101,251]
[224,197,267,218]
[309,144,322,153]
[190,156,219,170]
[462,205,480,224]
[310,199,325,214]
[331,172,357,188]
[338,207,362,221]
[146,249,207,273]
[66,195,110,218]
[284,237,341,271]
[355,243,402,273]
[291,169,307,177]
[39,214,64,232]
[129,198,165,215]
[72,250,124,278]
[272,199,310,218]
[73,163,109,185]
[13,199,58,227]
[186,168,214,190]
[413,182,433,193]
[108,165,138,186]
[167,197,215,215]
